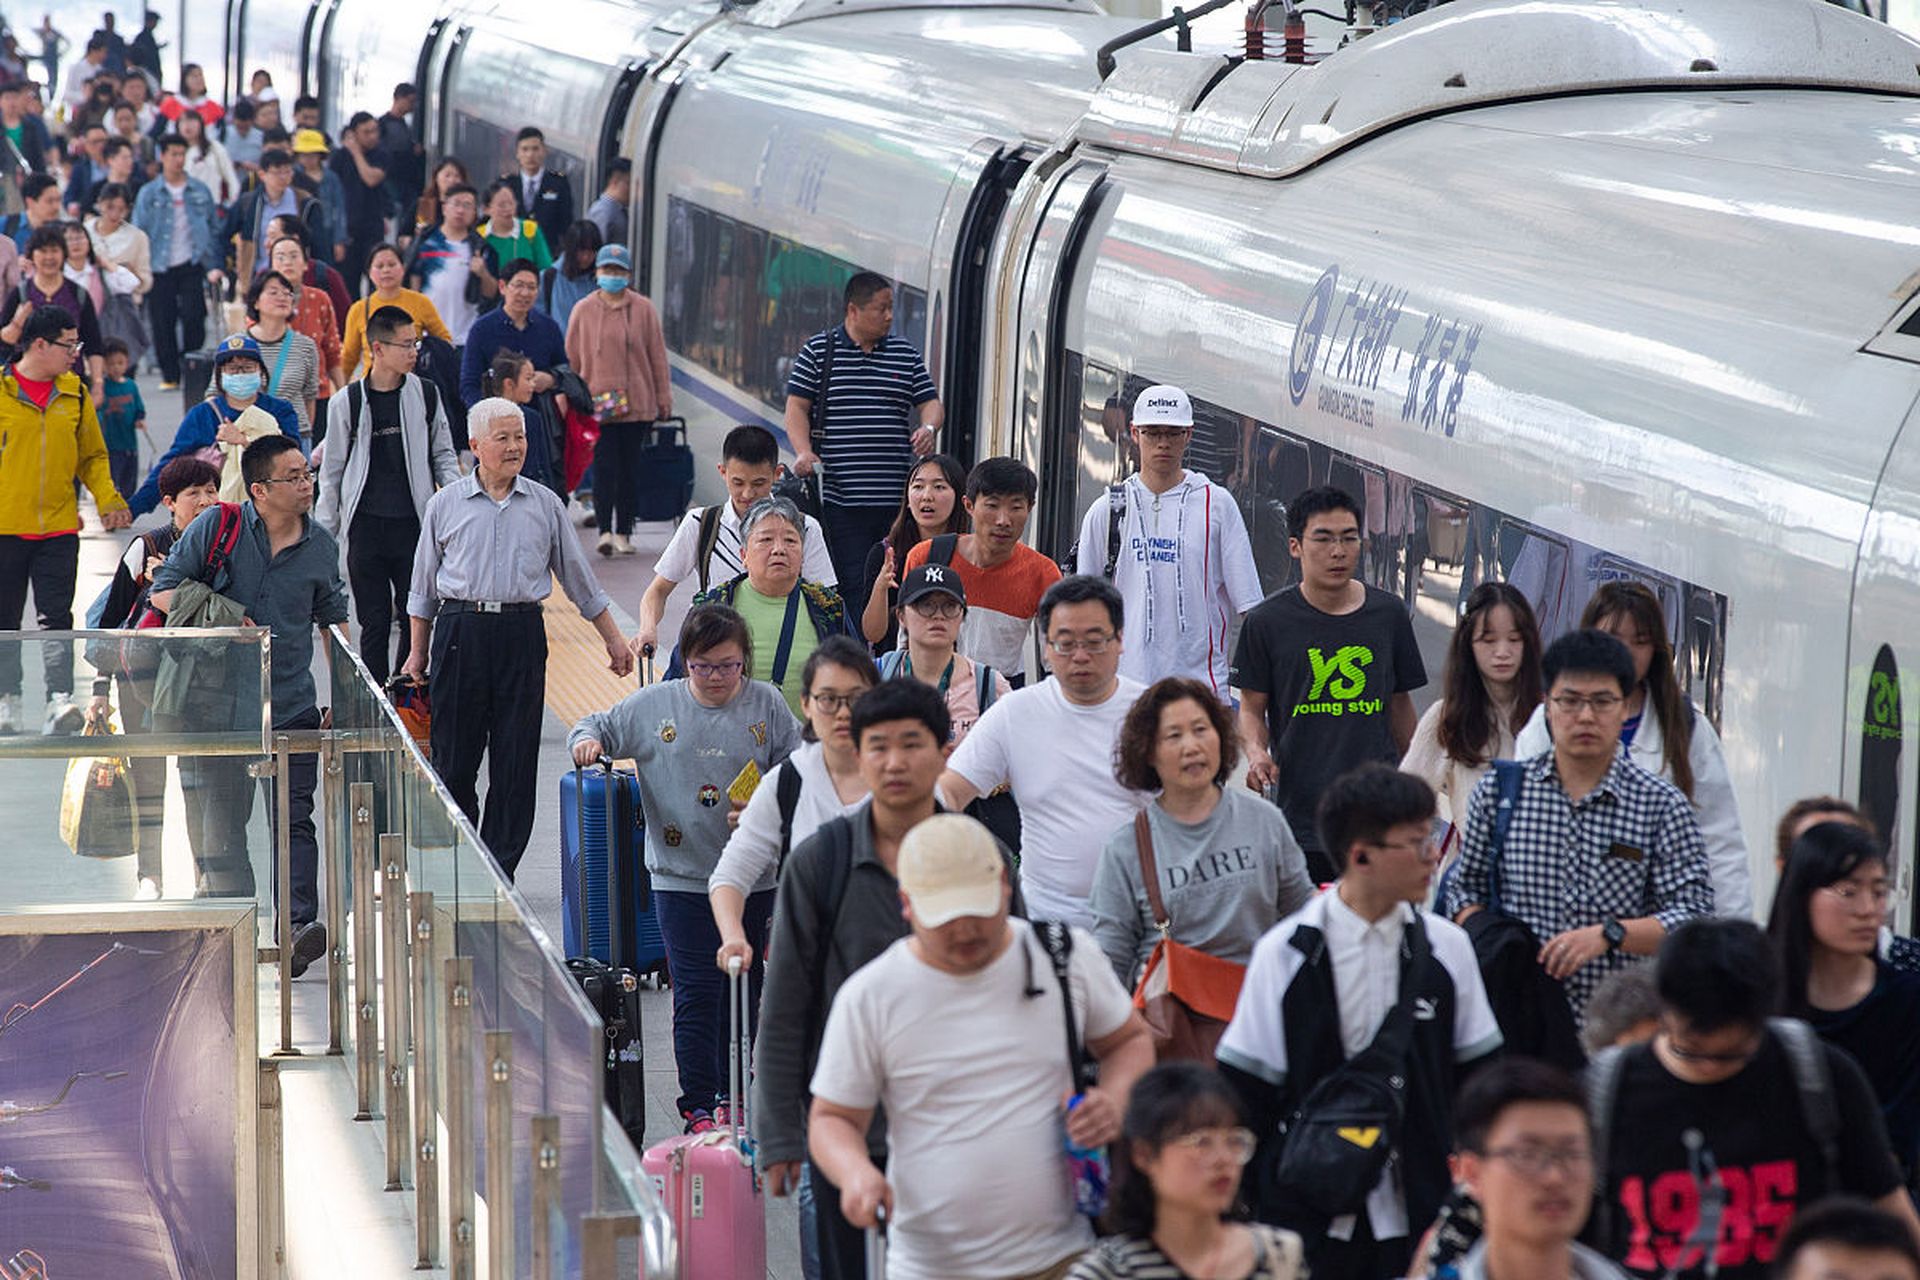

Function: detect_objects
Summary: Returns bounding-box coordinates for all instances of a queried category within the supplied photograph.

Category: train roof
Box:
[1086,0,1920,177]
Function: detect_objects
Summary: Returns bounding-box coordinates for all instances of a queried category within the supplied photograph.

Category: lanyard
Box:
[900,651,955,696]
[769,587,804,687]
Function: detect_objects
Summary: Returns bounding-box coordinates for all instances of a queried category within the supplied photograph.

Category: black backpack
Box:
[1059,484,1127,578]
[342,374,442,467]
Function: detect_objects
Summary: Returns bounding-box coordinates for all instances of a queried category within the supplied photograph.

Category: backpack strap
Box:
[1486,759,1526,914]
[1102,483,1127,579]
[1768,1017,1841,1188]
[1133,811,1169,935]
[808,326,836,440]
[1585,1041,1631,1244]
[694,505,725,593]
[202,501,245,588]
[775,761,805,870]
[1035,921,1097,1092]
[876,649,905,680]
[929,533,959,568]
[802,825,856,1062]
[975,661,999,714]
[419,373,440,427]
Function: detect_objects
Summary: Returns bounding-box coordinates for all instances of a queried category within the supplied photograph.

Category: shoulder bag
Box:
[1130,809,1250,1062]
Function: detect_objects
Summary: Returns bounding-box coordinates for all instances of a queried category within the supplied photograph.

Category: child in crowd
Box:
[98,337,145,502]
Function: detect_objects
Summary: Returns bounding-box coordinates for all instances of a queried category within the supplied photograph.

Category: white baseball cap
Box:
[1132,384,1194,428]
[897,815,1004,928]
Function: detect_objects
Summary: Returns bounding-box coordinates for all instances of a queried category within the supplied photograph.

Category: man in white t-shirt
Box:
[1076,384,1263,696]
[809,813,1152,1280]
[942,575,1148,927]
[633,424,834,656]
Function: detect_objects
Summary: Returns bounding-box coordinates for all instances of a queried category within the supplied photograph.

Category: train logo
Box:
[1288,265,1340,406]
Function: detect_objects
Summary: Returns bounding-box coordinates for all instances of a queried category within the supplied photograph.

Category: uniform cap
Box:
[898,563,965,609]
[214,333,263,366]
[897,815,1004,928]
[1132,384,1194,428]
[291,128,329,155]
[594,243,632,272]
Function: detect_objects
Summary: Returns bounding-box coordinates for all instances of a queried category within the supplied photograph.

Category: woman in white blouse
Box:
[708,636,878,968]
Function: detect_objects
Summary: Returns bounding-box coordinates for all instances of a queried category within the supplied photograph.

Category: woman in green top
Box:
[480,178,553,271]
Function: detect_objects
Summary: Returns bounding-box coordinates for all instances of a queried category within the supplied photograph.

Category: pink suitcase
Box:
[642,959,768,1279]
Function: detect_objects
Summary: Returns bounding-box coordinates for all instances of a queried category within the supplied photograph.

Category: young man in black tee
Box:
[1231,485,1425,881]
[1588,919,1920,1280]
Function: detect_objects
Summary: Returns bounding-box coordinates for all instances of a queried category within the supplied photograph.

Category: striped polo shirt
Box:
[785,325,937,507]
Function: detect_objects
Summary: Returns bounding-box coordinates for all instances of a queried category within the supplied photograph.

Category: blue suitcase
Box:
[561,760,668,978]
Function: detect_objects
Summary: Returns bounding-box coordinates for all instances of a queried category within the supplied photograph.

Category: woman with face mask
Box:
[121,333,302,517]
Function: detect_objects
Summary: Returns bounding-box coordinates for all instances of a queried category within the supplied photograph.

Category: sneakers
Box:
[682,1108,716,1135]
[133,877,160,902]
[158,379,180,391]
[43,693,83,736]
[289,920,328,979]
[597,532,615,557]
[574,495,596,527]
[712,1100,733,1129]
[612,535,637,556]
[0,693,17,735]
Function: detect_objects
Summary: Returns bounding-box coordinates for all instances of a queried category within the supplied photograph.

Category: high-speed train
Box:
[105,0,1920,919]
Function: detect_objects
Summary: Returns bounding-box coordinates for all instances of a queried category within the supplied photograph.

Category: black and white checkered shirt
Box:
[1439,753,1712,1020]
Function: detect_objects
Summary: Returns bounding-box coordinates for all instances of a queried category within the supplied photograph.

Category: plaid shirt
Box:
[1440,752,1712,1020]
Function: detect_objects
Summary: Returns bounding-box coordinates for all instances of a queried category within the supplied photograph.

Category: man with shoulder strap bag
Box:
[1218,765,1502,1280]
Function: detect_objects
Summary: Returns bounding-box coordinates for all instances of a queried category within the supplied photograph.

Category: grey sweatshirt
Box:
[1088,786,1316,988]
[1457,1241,1629,1280]
[568,679,801,892]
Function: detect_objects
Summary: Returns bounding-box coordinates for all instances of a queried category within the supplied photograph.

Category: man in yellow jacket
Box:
[0,303,131,734]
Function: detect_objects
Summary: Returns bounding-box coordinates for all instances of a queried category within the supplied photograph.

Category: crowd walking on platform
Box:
[11,35,1920,1280]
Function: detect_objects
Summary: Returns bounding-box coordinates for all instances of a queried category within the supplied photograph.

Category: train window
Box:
[1862,643,1902,850]
[1061,350,1732,726]
[663,197,929,414]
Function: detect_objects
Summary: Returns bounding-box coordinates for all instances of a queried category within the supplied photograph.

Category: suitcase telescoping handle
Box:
[867,1204,887,1276]
[727,955,750,1149]
[572,754,626,966]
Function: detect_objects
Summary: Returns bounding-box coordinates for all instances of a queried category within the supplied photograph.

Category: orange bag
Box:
[1131,810,1248,1062]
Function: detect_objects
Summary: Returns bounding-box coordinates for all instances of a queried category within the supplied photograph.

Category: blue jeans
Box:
[652,887,774,1117]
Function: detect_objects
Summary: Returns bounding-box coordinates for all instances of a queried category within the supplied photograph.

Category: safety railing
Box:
[0,627,673,1278]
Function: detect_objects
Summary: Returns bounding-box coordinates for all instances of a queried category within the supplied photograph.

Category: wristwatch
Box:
[1602,916,1626,953]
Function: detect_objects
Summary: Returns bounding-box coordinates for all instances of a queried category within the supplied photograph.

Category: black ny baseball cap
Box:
[899,563,966,608]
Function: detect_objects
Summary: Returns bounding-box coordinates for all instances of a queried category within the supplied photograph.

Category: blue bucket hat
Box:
[214,333,264,366]
[594,243,632,272]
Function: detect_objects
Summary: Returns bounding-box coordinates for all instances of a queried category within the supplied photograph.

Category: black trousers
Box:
[1305,1213,1413,1280]
[347,512,420,684]
[181,704,321,925]
[810,1154,886,1279]
[148,261,207,383]
[0,532,78,698]
[428,609,545,878]
[595,419,649,536]
[819,504,893,621]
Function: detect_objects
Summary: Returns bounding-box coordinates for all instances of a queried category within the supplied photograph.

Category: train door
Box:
[1003,159,1108,560]
[928,141,1032,470]
[1848,399,1920,929]
[597,59,649,199]
[429,24,474,164]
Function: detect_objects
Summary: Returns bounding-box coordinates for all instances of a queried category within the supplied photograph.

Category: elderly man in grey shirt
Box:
[401,396,632,878]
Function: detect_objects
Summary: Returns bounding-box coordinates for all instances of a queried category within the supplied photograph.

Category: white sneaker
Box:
[597,532,615,557]
[0,693,18,735]
[613,535,637,556]
[134,877,160,901]
[43,693,82,736]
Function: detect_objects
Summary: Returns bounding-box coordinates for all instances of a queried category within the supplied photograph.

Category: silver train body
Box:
[127,0,1920,919]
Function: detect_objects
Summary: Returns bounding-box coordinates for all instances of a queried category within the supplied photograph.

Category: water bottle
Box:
[1062,1094,1109,1218]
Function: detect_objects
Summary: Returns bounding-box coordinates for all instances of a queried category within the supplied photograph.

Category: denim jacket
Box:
[132,174,220,272]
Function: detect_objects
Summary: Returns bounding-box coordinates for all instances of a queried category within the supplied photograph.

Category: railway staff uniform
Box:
[403,396,631,878]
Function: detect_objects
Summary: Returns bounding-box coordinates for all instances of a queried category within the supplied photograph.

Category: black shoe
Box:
[289,920,327,979]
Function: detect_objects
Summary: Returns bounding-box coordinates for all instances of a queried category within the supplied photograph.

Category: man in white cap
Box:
[1074,382,1263,696]
[809,813,1152,1280]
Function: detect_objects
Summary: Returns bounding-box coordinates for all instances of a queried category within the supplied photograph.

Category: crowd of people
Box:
[7,30,1920,1280]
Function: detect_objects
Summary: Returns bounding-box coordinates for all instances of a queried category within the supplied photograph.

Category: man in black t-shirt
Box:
[314,307,460,683]
[1231,485,1425,882]
[1589,920,1920,1280]
[327,112,390,295]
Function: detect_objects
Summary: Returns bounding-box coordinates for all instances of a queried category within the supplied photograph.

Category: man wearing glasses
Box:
[1232,484,1426,883]
[1586,919,1920,1279]
[1442,629,1712,1024]
[942,575,1148,927]
[1074,384,1262,694]
[150,434,347,977]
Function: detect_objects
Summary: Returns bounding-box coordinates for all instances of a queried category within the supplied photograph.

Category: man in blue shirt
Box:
[150,433,346,977]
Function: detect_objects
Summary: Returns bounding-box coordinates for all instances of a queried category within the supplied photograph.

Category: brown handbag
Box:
[1130,809,1250,1062]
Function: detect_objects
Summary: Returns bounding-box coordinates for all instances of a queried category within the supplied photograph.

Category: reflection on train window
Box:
[664,197,929,411]
[1061,351,1729,729]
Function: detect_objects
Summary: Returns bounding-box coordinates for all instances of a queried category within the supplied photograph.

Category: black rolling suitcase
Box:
[634,416,694,523]
[565,755,648,1152]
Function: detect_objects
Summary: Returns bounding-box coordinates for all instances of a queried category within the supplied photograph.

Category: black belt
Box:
[439,600,542,615]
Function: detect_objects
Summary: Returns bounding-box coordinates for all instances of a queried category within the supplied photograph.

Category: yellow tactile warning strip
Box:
[541,577,643,731]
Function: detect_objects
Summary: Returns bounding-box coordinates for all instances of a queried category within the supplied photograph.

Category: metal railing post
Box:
[323,732,347,1055]
[411,891,439,1269]
[381,832,412,1191]
[530,1114,559,1280]
[446,955,476,1280]
[350,782,378,1120]
[486,1030,515,1276]
[273,733,295,1055]
[257,1059,285,1279]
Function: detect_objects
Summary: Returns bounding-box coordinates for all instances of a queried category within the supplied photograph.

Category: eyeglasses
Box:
[1821,882,1893,909]
[1303,532,1362,547]
[1481,1144,1593,1177]
[1047,632,1115,656]
[1134,427,1190,443]
[1549,692,1625,715]
[1659,1020,1761,1066]
[686,659,744,680]
[49,338,83,356]
[806,691,865,714]
[374,339,424,352]
[908,599,963,620]
[1167,1128,1256,1164]
[257,469,317,488]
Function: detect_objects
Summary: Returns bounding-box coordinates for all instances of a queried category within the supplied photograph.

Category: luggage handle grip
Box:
[728,959,751,1146]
